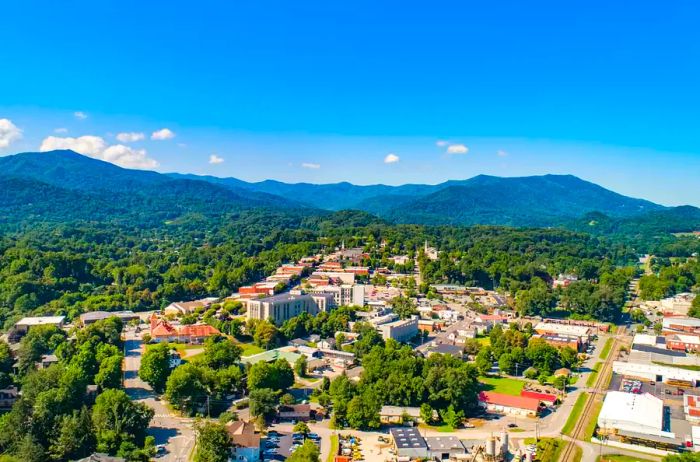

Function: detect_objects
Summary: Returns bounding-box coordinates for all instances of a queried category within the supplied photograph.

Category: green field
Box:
[587,362,602,387]
[476,336,491,346]
[600,338,613,359]
[479,376,525,395]
[562,394,588,436]
[533,438,566,462]
[596,455,655,462]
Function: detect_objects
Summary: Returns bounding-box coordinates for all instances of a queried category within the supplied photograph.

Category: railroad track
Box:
[558,326,627,462]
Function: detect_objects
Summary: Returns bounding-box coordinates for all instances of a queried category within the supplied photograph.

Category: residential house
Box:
[164,297,218,317]
[0,386,19,411]
[380,405,422,425]
[226,420,260,462]
[278,404,312,422]
[149,314,221,344]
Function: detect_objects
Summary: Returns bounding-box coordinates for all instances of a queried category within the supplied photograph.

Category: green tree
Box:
[194,421,232,462]
[390,296,418,320]
[420,403,434,424]
[139,343,173,393]
[49,407,96,461]
[164,364,206,415]
[294,355,307,378]
[92,389,154,455]
[440,405,463,429]
[287,439,320,462]
[95,354,123,390]
[249,388,279,422]
[199,337,242,369]
[498,353,515,375]
[293,421,310,437]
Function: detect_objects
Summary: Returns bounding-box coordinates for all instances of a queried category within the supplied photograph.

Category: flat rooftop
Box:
[390,427,427,449]
[16,316,65,326]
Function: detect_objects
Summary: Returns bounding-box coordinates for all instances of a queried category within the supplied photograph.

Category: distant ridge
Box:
[0,150,697,230]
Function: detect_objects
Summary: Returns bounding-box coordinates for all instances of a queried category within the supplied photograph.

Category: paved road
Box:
[123,328,195,462]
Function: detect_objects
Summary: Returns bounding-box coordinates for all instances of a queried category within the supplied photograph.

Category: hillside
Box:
[0,150,309,227]
[174,171,667,227]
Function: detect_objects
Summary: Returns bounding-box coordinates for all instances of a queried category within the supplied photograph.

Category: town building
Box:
[478,391,540,417]
[14,316,65,335]
[79,310,140,326]
[278,404,312,421]
[378,317,419,342]
[661,293,696,316]
[612,361,700,387]
[246,291,335,324]
[379,405,422,424]
[163,297,218,317]
[149,315,221,344]
[225,420,260,462]
[307,284,365,307]
[666,334,700,352]
[390,427,428,459]
[534,322,591,342]
[663,316,700,334]
[597,391,679,446]
[425,436,467,460]
[535,333,582,351]
[238,282,277,299]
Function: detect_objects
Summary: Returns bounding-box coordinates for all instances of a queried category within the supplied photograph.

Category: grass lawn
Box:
[571,443,583,462]
[596,455,656,462]
[419,423,454,433]
[479,376,525,396]
[476,336,491,346]
[653,361,700,371]
[326,434,339,462]
[533,438,565,462]
[600,338,613,360]
[583,400,603,441]
[562,394,588,436]
[587,362,602,387]
[237,342,264,356]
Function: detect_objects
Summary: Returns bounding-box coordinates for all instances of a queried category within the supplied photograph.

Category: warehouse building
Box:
[613,361,700,387]
[478,391,540,417]
[390,427,428,459]
[425,436,466,460]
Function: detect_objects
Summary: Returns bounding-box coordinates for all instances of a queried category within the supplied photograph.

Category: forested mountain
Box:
[171,170,672,227]
[0,150,310,227]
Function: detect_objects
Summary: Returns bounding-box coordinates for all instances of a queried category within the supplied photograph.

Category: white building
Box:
[14,316,66,334]
[246,291,335,324]
[534,322,591,340]
[598,391,670,438]
[661,293,696,316]
[378,317,419,342]
[307,284,365,307]
[613,361,700,386]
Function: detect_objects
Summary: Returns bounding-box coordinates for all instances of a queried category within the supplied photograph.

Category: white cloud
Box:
[73,111,88,120]
[0,118,22,149]
[384,153,400,164]
[301,162,320,169]
[446,144,469,155]
[54,127,68,134]
[116,132,145,143]
[39,135,158,169]
[209,154,224,164]
[151,128,175,140]
[436,140,448,147]
[497,149,509,157]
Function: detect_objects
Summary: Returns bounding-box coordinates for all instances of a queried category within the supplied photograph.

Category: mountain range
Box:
[0,150,699,233]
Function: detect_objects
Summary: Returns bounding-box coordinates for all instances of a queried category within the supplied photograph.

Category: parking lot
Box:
[262,430,322,461]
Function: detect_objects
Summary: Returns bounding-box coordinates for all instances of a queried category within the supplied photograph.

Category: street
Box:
[123,328,195,462]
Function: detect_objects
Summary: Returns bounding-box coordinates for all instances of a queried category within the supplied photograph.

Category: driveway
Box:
[123,328,195,462]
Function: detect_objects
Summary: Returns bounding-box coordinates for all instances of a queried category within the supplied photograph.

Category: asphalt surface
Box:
[123,328,195,462]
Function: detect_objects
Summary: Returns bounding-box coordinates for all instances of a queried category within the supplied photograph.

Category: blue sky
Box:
[1,1,699,205]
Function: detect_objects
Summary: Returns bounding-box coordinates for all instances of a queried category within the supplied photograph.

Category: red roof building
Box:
[478,391,540,416]
[150,314,220,344]
[520,390,558,405]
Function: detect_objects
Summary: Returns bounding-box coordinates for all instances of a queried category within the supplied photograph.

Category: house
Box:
[36,353,59,369]
[278,404,312,421]
[14,316,66,335]
[0,386,19,410]
[85,384,99,404]
[318,338,337,350]
[379,405,422,424]
[289,338,310,347]
[226,420,260,462]
[164,297,218,317]
[478,391,540,417]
